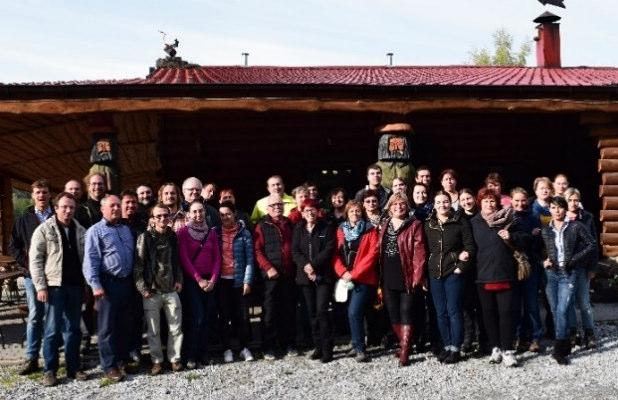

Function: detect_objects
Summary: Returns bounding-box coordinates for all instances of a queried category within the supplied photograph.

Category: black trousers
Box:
[462,274,487,348]
[261,277,297,351]
[383,288,415,325]
[218,279,251,349]
[477,285,514,350]
[300,283,334,353]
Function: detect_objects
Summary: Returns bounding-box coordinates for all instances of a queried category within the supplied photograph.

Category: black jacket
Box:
[513,209,542,265]
[134,227,183,295]
[292,220,336,285]
[541,220,596,273]
[9,206,52,271]
[470,213,527,284]
[424,211,475,279]
[572,209,599,272]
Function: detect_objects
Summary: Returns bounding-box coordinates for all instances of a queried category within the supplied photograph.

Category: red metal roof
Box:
[6,66,618,87]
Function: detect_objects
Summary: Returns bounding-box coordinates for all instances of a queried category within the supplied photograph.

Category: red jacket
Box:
[378,217,427,291]
[333,226,380,286]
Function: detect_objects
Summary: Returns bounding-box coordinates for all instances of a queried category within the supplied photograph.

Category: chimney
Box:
[533,11,561,68]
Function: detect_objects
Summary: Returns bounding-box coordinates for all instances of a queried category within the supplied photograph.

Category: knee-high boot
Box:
[392,324,402,358]
[399,324,413,367]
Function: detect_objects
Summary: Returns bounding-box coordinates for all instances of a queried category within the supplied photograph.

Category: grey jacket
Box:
[29,218,86,291]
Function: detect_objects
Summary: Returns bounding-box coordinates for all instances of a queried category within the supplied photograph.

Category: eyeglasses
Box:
[153,214,170,219]
[268,203,284,208]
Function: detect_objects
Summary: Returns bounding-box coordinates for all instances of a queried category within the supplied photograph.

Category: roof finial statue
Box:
[150,31,198,74]
[159,31,179,58]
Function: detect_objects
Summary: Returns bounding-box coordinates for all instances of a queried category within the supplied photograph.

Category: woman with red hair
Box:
[292,199,336,362]
[469,188,526,368]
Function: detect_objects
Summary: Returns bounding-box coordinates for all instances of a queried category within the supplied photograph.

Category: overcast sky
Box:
[2,0,616,83]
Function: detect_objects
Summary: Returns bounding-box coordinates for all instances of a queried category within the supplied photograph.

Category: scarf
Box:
[480,207,514,229]
[341,219,366,242]
[186,219,209,241]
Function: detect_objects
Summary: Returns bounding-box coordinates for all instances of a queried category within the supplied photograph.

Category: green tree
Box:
[469,28,531,66]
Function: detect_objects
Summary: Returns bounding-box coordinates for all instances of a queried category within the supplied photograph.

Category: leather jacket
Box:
[134,226,183,295]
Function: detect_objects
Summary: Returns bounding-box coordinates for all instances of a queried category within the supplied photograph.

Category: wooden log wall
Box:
[594,117,618,257]
[0,175,14,255]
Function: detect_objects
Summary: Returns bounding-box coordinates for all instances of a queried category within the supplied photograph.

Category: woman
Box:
[469,188,524,367]
[288,186,310,224]
[218,188,252,230]
[424,191,475,364]
[333,200,380,362]
[510,187,543,353]
[216,201,255,363]
[378,193,426,366]
[325,187,347,228]
[292,199,336,363]
[410,183,433,222]
[362,189,382,228]
[485,172,511,209]
[458,188,478,218]
[553,174,570,198]
[177,200,221,369]
[440,169,460,210]
[564,188,598,348]
[532,177,553,227]
[541,196,595,365]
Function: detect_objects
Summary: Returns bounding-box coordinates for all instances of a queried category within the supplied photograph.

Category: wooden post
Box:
[0,175,13,255]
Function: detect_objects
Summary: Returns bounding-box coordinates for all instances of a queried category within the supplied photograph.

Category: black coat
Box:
[424,211,475,279]
[470,213,527,284]
[541,220,596,273]
[292,220,336,285]
[572,209,599,272]
[9,206,52,271]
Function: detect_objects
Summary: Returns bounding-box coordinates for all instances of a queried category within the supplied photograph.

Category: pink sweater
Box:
[177,226,221,283]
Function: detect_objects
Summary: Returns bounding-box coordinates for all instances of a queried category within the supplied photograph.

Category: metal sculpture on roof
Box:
[538,0,566,8]
[150,31,199,73]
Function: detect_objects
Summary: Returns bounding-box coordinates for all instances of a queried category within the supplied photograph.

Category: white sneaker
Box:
[286,347,299,357]
[223,349,234,363]
[186,360,197,370]
[240,347,254,362]
[502,350,518,367]
[489,347,503,364]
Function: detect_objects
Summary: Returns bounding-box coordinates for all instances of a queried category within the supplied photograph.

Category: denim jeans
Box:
[430,273,464,350]
[42,285,83,374]
[513,263,543,341]
[347,284,372,353]
[544,268,578,340]
[567,268,594,331]
[24,277,45,360]
[184,278,216,362]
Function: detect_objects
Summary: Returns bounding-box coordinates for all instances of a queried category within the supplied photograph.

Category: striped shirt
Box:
[83,218,135,290]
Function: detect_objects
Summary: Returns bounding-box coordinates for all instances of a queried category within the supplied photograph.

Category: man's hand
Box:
[37,289,48,303]
[93,288,105,299]
[458,251,469,262]
[174,282,183,293]
[266,268,279,279]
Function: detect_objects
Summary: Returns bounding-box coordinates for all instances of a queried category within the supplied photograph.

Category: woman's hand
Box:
[341,271,352,282]
[205,280,215,292]
[498,229,510,240]
[198,279,209,290]
[242,284,251,295]
[543,258,552,269]
[303,264,315,276]
[454,267,463,275]
[458,251,469,262]
[532,228,541,236]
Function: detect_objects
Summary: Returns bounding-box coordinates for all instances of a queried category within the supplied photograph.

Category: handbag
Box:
[334,279,352,303]
[503,239,531,281]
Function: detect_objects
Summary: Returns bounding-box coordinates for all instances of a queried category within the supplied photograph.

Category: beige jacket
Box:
[29,217,86,291]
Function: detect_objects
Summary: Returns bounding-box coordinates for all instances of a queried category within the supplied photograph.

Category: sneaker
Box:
[502,350,518,367]
[263,351,276,361]
[67,370,88,381]
[186,360,197,370]
[346,348,357,357]
[444,351,461,364]
[18,358,39,375]
[223,349,234,363]
[286,347,299,357]
[584,329,597,349]
[150,362,163,376]
[240,347,254,362]
[42,371,57,387]
[489,347,502,364]
[515,339,530,354]
[528,340,541,353]
[355,352,370,363]
[437,349,450,363]
[129,351,141,363]
[171,361,183,372]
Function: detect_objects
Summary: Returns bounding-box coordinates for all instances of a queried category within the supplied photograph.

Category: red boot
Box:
[392,324,402,358]
[399,325,413,367]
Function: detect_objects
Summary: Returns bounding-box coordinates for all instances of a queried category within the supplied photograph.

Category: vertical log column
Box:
[598,136,618,257]
[0,175,14,255]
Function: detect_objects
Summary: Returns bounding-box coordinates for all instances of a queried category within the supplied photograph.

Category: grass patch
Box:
[185,372,200,382]
[99,377,114,388]
[26,370,44,381]
[0,373,21,389]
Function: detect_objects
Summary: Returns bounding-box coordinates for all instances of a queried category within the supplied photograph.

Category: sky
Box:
[1,0,616,83]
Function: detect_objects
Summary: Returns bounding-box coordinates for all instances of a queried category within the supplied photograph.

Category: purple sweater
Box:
[177,226,221,283]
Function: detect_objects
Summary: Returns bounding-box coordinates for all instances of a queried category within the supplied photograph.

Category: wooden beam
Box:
[603,197,618,209]
[601,173,618,185]
[1,97,618,115]
[602,245,618,257]
[0,175,14,255]
[600,148,618,159]
[601,233,618,245]
[587,124,618,138]
[602,222,618,233]
[580,113,617,126]
[598,138,618,149]
[598,159,618,173]
[600,210,618,221]
[599,185,618,197]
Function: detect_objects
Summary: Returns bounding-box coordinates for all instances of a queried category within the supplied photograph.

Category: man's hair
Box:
[415,165,431,177]
[31,179,49,190]
[150,202,171,217]
[53,192,76,206]
[83,172,106,188]
[158,182,182,209]
[266,175,283,184]
[120,189,137,199]
[182,177,202,190]
[219,200,236,213]
[367,164,382,174]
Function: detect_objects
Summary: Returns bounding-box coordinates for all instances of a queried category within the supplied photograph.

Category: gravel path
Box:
[2,322,618,400]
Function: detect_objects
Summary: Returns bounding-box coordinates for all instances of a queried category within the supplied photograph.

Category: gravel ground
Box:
[2,322,618,400]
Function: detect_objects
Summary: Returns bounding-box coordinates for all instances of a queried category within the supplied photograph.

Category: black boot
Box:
[584,329,597,349]
[552,340,570,365]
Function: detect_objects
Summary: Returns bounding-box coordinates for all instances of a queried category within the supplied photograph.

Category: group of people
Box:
[8,164,599,387]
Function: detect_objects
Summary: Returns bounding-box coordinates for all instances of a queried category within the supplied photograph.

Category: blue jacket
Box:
[216,222,254,288]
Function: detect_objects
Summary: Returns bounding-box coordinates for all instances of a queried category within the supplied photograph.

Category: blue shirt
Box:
[83,219,135,290]
[35,206,53,224]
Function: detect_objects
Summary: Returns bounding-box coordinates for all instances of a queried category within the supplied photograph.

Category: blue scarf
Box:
[341,219,366,242]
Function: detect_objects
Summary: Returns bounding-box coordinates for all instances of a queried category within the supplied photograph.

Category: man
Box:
[181,177,221,228]
[29,192,88,386]
[82,172,106,227]
[9,179,53,375]
[219,188,252,229]
[354,164,392,210]
[136,184,155,208]
[415,165,432,187]
[158,182,184,231]
[391,177,408,195]
[254,193,297,360]
[65,179,90,228]
[83,195,135,382]
[134,203,184,375]
[250,175,295,225]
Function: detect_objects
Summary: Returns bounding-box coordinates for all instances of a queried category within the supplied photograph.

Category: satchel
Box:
[503,239,531,281]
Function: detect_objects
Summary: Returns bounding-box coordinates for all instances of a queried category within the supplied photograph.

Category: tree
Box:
[469,28,531,66]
